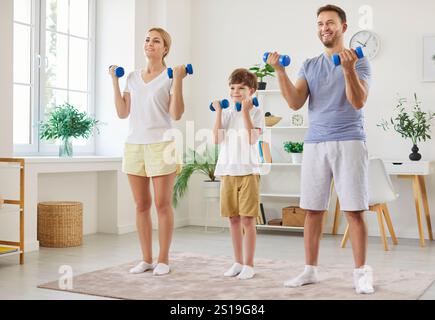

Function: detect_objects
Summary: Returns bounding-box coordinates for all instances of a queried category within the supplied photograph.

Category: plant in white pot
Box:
[284,141,304,164]
[172,145,220,208]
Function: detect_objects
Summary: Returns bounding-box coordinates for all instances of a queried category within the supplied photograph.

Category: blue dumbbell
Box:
[210,99,230,112]
[109,65,125,78]
[235,97,260,112]
[263,52,291,67]
[167,64,194,79]
[332,47,364,66]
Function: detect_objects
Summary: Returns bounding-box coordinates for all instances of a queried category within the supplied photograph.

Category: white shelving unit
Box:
[256,90,308,232]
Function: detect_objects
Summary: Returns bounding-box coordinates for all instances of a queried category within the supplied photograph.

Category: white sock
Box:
[237,265,255,280]
[153,263,170,276]
[284,265,319,288]
[354,265,375,294]
[129,261,154,274]
[224,263,243,277]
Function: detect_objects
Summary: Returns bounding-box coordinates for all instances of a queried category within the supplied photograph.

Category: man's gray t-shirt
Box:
[297,53,371,143]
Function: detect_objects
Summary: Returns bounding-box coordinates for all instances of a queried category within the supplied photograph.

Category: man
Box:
[267,4,373,294]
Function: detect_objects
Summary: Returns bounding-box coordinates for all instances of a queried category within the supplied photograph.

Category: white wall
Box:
[2,0,435,240]
[95,0,136,157]
[188,0,435,239]
[0,0,13,158]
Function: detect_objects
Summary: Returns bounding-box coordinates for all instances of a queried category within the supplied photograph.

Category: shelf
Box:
[260,193,301,198]
[256,225,304,232]
[261,163,301,167]
[266,126,309,130]
[0,205,23,215]
[0,163,22,169]
[0,246,21,258]
[257,90,281,95]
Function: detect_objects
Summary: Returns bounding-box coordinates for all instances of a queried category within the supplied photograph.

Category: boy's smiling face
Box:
[229,83,255,104]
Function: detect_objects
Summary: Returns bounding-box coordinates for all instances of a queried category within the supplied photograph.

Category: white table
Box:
[383,161,434,247]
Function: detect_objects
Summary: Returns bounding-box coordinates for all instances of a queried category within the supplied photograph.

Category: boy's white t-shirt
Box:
[214,107,265,177]
[124,70,174,145]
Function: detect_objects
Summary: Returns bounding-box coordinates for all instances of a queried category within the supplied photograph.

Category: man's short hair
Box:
[317,4,347,23]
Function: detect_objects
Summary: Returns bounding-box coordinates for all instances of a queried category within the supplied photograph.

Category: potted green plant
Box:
[40,103,101,157]
[378,94,434,161]
[284,141,304,164]
[249,63,275,90]
[172,145,219,208]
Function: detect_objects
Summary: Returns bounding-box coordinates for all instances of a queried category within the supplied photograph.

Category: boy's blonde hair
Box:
[147,27,172,67]
[229,68,258,91]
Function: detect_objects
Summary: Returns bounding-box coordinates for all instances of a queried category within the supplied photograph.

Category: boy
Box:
[212,68,265,280]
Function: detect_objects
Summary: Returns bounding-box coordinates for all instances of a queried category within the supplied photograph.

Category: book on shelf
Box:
[258,141,272,163]
[0,246,18,255]
[258,203,267,225]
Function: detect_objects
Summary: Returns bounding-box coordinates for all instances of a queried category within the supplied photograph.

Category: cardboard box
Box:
[282,207,306,227]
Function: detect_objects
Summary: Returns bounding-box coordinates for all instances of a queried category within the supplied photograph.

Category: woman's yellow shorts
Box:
[122,141,182,177]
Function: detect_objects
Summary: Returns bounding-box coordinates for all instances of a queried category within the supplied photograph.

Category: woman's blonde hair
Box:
[147,27,172,67]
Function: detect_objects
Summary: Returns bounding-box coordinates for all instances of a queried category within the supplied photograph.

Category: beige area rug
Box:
[38,252,435,300]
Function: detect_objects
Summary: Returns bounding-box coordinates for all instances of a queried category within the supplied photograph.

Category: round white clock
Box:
[292,114,304,127]
[349,30,380,61]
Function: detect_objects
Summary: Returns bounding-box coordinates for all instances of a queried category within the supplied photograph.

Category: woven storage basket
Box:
[37,201,83,248]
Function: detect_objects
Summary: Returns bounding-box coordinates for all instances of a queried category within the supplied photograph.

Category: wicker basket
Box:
[37,202,83,248]
[265,116,282,127]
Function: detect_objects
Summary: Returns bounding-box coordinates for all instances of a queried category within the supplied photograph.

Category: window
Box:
[13,0,35,148]
[13,0,96,155]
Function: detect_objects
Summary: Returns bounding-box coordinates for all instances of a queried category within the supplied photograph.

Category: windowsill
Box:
[22,156,122,164]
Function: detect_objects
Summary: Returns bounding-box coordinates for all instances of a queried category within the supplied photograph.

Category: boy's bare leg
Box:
[224,216,244,277]
[237,216,257,280]
[241,216,256,267]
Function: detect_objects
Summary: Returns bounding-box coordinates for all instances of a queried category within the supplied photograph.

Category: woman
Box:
[110,27,187,276]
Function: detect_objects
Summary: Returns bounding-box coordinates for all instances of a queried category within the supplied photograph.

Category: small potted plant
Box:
[40,103,101,157]
[378,94,434,161]
[172,145,220,208]
[284,141,304,164]
[249,63,275,90]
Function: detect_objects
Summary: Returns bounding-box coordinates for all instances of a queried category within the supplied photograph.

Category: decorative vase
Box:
[409,144,422,161]
[291,153,303,164]
[59,137,73,157]
[258,82,267,90]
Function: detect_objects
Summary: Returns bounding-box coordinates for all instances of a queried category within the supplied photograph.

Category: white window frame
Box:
[13,0,40,155]
[14,0,96,156]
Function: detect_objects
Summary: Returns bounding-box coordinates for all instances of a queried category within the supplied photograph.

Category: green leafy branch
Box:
[40,103,101,141]
[378,94,434,145]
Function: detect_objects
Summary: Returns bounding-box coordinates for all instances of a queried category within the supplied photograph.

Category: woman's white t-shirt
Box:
[214,107,265,177]
[124,70,174,145]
